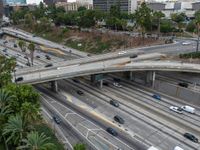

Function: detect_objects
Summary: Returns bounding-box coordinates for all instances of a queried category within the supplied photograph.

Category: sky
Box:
[27,0,76,4]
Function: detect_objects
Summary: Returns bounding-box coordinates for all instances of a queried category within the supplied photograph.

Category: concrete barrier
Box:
[154,80,200,106]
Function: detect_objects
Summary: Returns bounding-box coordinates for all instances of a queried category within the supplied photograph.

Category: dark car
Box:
[45,63,53,67]
[114,115,124,124]
[103,82,109,86]
[14,44,17,48]
[77,90,84,95]
[53,115,61,124]
[106,127,118,136]
[72,79,80,83]
[26,63,31,66]
[36,55,40,58]
[110,100,119,107]
[5,53,9,56]
[113,78,121,82]
[152,94,161,100]
[45,55,51,60]
[3,48,7,52]
[15,77,23,82]
[130,54,138,59]
[24,56,28,59]
[183,133,198,143]
[178,82,188,88]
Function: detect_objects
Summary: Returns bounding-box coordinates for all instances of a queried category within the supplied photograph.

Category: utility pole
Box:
[196,25,199,52]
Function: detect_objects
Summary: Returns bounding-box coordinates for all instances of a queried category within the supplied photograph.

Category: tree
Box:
[134,2,153,42]
[28,43,35,66]
[4,84,40,114]
[3,114,26,145]
[20,102,40,123]
[153,11,165,36]
[78,6,87,12]
[195,10,200,52]
[186,21,195,32]
[110,4,120,18]
[160,19,173,33]
[18,131,55,150]
[0,56,16,88]
[78,10,96,28]
[24,13,34,27]
[18,40,30,66]
[171,13,186,32]
[0,89,13,108]
[73,143,86,150]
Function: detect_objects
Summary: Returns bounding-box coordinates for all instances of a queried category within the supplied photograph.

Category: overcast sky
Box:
[27,0,76,4]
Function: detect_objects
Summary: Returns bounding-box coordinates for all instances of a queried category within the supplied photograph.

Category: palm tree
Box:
[0,89,13,108]
[153,11,165,37]
[3,114,26,145]
[195,10,200,52]
[20,102,41,123]
[18,40,30,66]
[17,131,55,150]
[28,43,35,66]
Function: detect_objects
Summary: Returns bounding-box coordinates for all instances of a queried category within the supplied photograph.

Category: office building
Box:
[44,0,67,5]
[56,1,93,11]
[5,0,27,5]
[93,0,137,13]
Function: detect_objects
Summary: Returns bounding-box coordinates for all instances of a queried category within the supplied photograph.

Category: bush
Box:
[186,21,196,32]
[179,52,200,59]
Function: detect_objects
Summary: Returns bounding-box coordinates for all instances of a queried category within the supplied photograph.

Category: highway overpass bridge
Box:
[14,57,200,91]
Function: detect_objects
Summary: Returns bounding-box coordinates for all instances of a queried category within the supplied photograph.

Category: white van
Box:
[181,105,195,114]
[174,146,184,150]
[148,146,159,150]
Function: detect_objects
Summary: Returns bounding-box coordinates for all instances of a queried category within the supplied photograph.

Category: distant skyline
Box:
[27,0,76,4]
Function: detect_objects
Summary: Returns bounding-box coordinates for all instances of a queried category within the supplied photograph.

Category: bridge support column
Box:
[145,71,156,88]
[99,80,103,89]
[50,81,58,92]
[129,71,135,81]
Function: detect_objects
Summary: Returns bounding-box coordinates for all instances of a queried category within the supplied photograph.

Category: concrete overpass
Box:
[1,27,88,58]
[14,57,200,86]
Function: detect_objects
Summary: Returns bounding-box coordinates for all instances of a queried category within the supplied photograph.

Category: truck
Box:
[181,105,195,114]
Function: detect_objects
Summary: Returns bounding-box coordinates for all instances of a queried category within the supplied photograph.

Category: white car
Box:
[113,82,122,88]
[169,106,183,114]
[118,51,127,55]
[182,41,191,45]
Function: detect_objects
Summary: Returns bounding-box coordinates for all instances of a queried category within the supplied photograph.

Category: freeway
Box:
[37,85,141,150]
[14,58,200,84]
[1,27,88,58]
[56,77,200,150]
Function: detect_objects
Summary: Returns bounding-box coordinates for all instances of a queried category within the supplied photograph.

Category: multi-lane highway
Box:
[1,27,200,150]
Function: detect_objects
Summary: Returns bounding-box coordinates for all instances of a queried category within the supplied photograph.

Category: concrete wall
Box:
[154,80,200,106]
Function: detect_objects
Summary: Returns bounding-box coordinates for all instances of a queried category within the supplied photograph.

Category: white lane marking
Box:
[41,93,132,149]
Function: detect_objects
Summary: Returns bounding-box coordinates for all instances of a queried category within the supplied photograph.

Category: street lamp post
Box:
[13,69,17,84]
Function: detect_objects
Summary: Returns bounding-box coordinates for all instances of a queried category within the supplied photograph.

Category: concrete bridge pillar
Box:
[50,81,58,92]
[145,71,156,88]
[129,71,136,81]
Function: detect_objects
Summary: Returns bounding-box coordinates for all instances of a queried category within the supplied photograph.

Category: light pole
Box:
[13,69,17,84]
